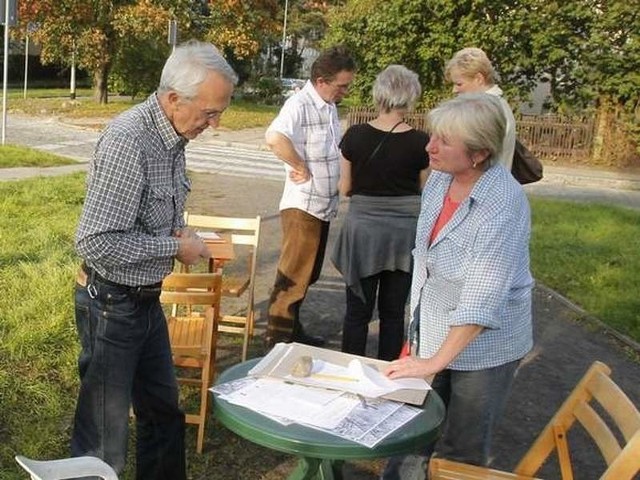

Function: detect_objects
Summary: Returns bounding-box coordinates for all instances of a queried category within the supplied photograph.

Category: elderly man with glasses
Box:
[71,40,237,479]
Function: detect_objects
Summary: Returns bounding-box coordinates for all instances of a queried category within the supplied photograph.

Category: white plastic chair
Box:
[15,455,118,480]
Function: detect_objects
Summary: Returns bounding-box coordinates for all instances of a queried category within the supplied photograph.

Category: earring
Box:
[472,161,477,169]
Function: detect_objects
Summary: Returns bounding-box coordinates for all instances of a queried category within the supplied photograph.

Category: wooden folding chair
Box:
[185,213,261,361]
[160,272,222,453]
[429,361,640,480]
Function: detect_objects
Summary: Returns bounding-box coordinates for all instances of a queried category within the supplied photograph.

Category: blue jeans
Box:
[382,360,520,479]
[71,279,186,480]
[342,270,412,360]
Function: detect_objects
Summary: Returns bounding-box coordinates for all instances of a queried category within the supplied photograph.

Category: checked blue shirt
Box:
[411,165,534,370]
[76,93,190,286]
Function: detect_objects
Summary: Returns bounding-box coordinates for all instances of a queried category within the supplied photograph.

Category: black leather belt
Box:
[80,263,162,298]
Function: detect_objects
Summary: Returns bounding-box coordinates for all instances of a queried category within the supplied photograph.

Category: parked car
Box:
[281,78,305,99]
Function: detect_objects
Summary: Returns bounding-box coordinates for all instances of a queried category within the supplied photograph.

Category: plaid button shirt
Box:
[411,166,534,370]
[267,81,341,221]
[76,93,190,286]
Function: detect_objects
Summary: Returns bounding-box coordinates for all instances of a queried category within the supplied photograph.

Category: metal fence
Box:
[346,107,428,131]
[517,114,595,161]
[346,107,597,162]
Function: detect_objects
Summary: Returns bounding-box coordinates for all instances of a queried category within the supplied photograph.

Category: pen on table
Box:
[308,373,359,382]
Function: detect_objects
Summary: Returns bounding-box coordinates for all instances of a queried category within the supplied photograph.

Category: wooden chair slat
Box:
[573,402,622,465]
[222,276,250,297]
[589,371,640,440]
[429,457,542,479]
[602,431,640,479]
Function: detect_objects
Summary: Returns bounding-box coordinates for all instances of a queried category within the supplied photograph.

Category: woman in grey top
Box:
[332,65,429,360]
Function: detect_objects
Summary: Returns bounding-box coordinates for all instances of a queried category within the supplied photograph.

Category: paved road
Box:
[5,114,285,181]
[187,143,282,180]
[6,115,98,162]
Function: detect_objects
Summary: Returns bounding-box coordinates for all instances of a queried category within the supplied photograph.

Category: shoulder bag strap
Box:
[366,120,404,163]
[348,121,404,196]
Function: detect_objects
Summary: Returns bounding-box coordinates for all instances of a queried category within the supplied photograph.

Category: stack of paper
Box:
[249,342,431,404]
[212,343,432,447]
[195,231,223,242]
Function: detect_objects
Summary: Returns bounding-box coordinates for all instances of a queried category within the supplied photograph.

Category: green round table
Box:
[213,358,445,480]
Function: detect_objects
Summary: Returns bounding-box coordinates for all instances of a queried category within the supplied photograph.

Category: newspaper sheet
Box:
[212,377,421,447]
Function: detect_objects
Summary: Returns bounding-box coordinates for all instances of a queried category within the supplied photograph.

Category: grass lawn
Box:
[0,144,77,168]
[0,174,85,478]
[0,169,638,478]
[529,197,640,341]
[7,87,94,99]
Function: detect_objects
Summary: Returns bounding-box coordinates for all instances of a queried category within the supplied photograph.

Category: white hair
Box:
[158,40,238,99]
[372,65,422,113]
[428,93,506,166]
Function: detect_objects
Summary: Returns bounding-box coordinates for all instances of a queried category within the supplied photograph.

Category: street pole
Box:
[168,20,177,53]
[22,34,28,99]
[279,0,289,79]
[2,0,10,145]
[70,45,76,100]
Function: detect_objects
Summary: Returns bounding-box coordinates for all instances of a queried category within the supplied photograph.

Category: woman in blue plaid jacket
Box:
[382,93,533,479]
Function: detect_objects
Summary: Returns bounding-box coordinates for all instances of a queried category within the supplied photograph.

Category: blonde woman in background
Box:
[445,47,516,170]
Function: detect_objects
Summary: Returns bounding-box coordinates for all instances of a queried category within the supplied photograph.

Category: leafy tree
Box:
[325,0,639,113]
[323,0,533,105]
[324,0,460,105]
[584,1,640,106]
[204,0,280,60]
[17,0,188,103]
[17,0,126,103]
[246,0,341,80]
[280,0,337,76]
[186,0,279,84]
[109,1,172,99]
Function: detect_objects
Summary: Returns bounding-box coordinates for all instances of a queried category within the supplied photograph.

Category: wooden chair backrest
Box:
[186,214,260,246]
[160,272,223,313]
[186,213,260,272]
[183,213,262,361]
[184,212,261,296]
[515,361,640,480]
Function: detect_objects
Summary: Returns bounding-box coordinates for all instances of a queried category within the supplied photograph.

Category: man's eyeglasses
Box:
[201,109,222,121]
[328,81,350,91]
[185,97,223,121]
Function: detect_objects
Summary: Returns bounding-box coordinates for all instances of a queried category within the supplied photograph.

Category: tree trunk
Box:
[93,64,110,104]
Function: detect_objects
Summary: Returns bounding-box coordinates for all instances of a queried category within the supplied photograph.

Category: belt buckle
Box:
[135,285,161,300]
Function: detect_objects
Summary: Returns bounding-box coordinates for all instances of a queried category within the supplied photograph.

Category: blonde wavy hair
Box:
[444,47,498,86]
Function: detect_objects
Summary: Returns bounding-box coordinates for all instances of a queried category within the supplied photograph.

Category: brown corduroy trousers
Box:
[265,208,330,345]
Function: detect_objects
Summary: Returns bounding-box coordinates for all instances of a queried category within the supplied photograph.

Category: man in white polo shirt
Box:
[265,46,355,347]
